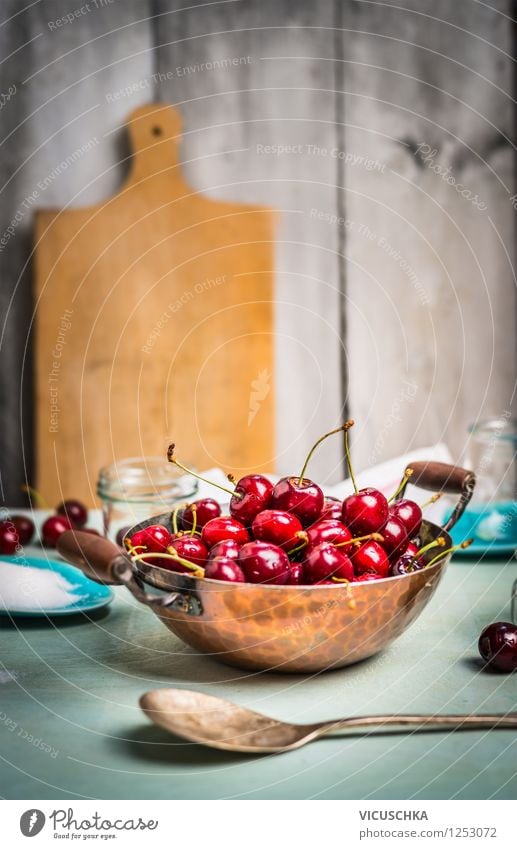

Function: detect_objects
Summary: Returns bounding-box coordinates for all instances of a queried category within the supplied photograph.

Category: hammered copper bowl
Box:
[58,461,475,674]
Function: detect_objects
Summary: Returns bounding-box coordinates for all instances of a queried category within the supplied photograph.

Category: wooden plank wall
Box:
[0,0,514,502]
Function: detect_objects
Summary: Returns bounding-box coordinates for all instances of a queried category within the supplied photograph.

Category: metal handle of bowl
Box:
[398,461,476,532]
[57,531,201,615]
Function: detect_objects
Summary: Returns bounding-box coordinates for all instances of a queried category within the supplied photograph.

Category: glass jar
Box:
[463,417,517,546]
[97,457,198,541]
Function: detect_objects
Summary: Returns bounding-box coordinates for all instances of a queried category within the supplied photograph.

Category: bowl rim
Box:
[128,513,452,592]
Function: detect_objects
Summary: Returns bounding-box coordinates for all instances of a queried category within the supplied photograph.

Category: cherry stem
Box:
[171,503,185,535]
[287,532,309,557]
[409,536,446,567]
[190,504,197,536]
[342,420,358,493]
[426,538,473,568]
[298,422,354,486]
[420,492,443,509]
[20,484,48,509]
[167,444,242,500]
[132,550,205,578]
[335,532,384,548]
[388,468,414,503]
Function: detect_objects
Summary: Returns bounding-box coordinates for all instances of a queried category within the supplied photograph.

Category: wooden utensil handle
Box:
[407,461,475,495]
[400,461,476,532]
[57,531,129,585]
[320,713,517,735]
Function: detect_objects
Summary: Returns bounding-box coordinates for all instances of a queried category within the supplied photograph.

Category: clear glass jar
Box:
[463,417,517,546]
[97,457,198,541]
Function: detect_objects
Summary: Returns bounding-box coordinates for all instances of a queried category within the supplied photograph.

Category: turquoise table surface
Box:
[1,542,516,800]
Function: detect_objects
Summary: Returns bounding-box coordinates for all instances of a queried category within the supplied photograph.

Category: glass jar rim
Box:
[468,417,517,442]
[97,456,198,503]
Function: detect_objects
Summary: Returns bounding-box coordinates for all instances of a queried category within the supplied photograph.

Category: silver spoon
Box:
[140,688,517,754]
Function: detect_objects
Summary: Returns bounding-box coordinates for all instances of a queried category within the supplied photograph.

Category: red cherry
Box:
[478,622,517,672]
[303,543,354,584]
[342,488,389,535]
[351,540,389,578]
[405,541,419,558]
[306,519,352,549]
[182,498,221,530]
[41,515,74,547]
[238,541,290,584]
[389,551,424,577]
[57,499,88,528]
[389,499,422,538]
[269,477,324,527]
[288,563,305,585]
[0,520,21,554]
[381,515,408,559]
[207,539,241,562]
[319,497,343,522]
[202,516,249,548]
[354,572,383,582]
[168,536,208,569]
[205,558,245,583]
[230,474,274,525]
[252,509,303,551]
[130,524,172,553]
[11,515,35,545]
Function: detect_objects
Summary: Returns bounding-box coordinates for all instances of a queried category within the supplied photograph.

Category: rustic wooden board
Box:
[34,103,274,505]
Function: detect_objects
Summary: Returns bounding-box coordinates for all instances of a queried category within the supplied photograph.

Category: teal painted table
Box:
[1,547,516,800]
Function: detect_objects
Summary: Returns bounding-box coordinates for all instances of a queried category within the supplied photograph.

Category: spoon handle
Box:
[318,714,517,736]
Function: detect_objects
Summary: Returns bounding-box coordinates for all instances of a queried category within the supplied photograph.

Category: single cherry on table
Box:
[478,622,517,673]
[57,499,88,528]
[41,515,75,548]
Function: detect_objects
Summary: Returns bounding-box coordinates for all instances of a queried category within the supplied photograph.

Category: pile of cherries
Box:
[125,423,451,588]
[0,497,97,553]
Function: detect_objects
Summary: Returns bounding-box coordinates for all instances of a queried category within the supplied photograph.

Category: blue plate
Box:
[0,556,114,617]
[446,502,517,557]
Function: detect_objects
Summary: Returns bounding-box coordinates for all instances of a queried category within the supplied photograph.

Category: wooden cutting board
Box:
[34,104,274,506]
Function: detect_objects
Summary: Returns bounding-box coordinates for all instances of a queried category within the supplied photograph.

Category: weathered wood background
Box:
[0,0,514,504]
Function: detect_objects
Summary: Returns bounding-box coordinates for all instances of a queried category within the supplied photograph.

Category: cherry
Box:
[207,539,241,562]
[306,519,352,549]
[201,516,249,548]
[204,557,245,583]
[405,541,419,558]
[342,488,389,536]
[167,446,271,526]
[389,551,424,577]
[351,540,389,578]
[11,515,35,545]
[0,520,21,554]
[41,515,74,547]
[252,509,303,551]
[57,499,88,528]
[130,524,172,554]
[168,536,208,568]
[354,572,383,582]
[303,543,354,584]
[381,515,408,559]
[288,563,305,584]
[389,499,422,538]
[229,474,274,525]
[319,497,343,522]
[269,424,352,527]
[238,541,290,584]
[181,498,221,531]
[478,622,517,673]
[269,477,324,527]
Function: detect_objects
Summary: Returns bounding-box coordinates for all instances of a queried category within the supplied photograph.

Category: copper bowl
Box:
[58,461,475,674]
